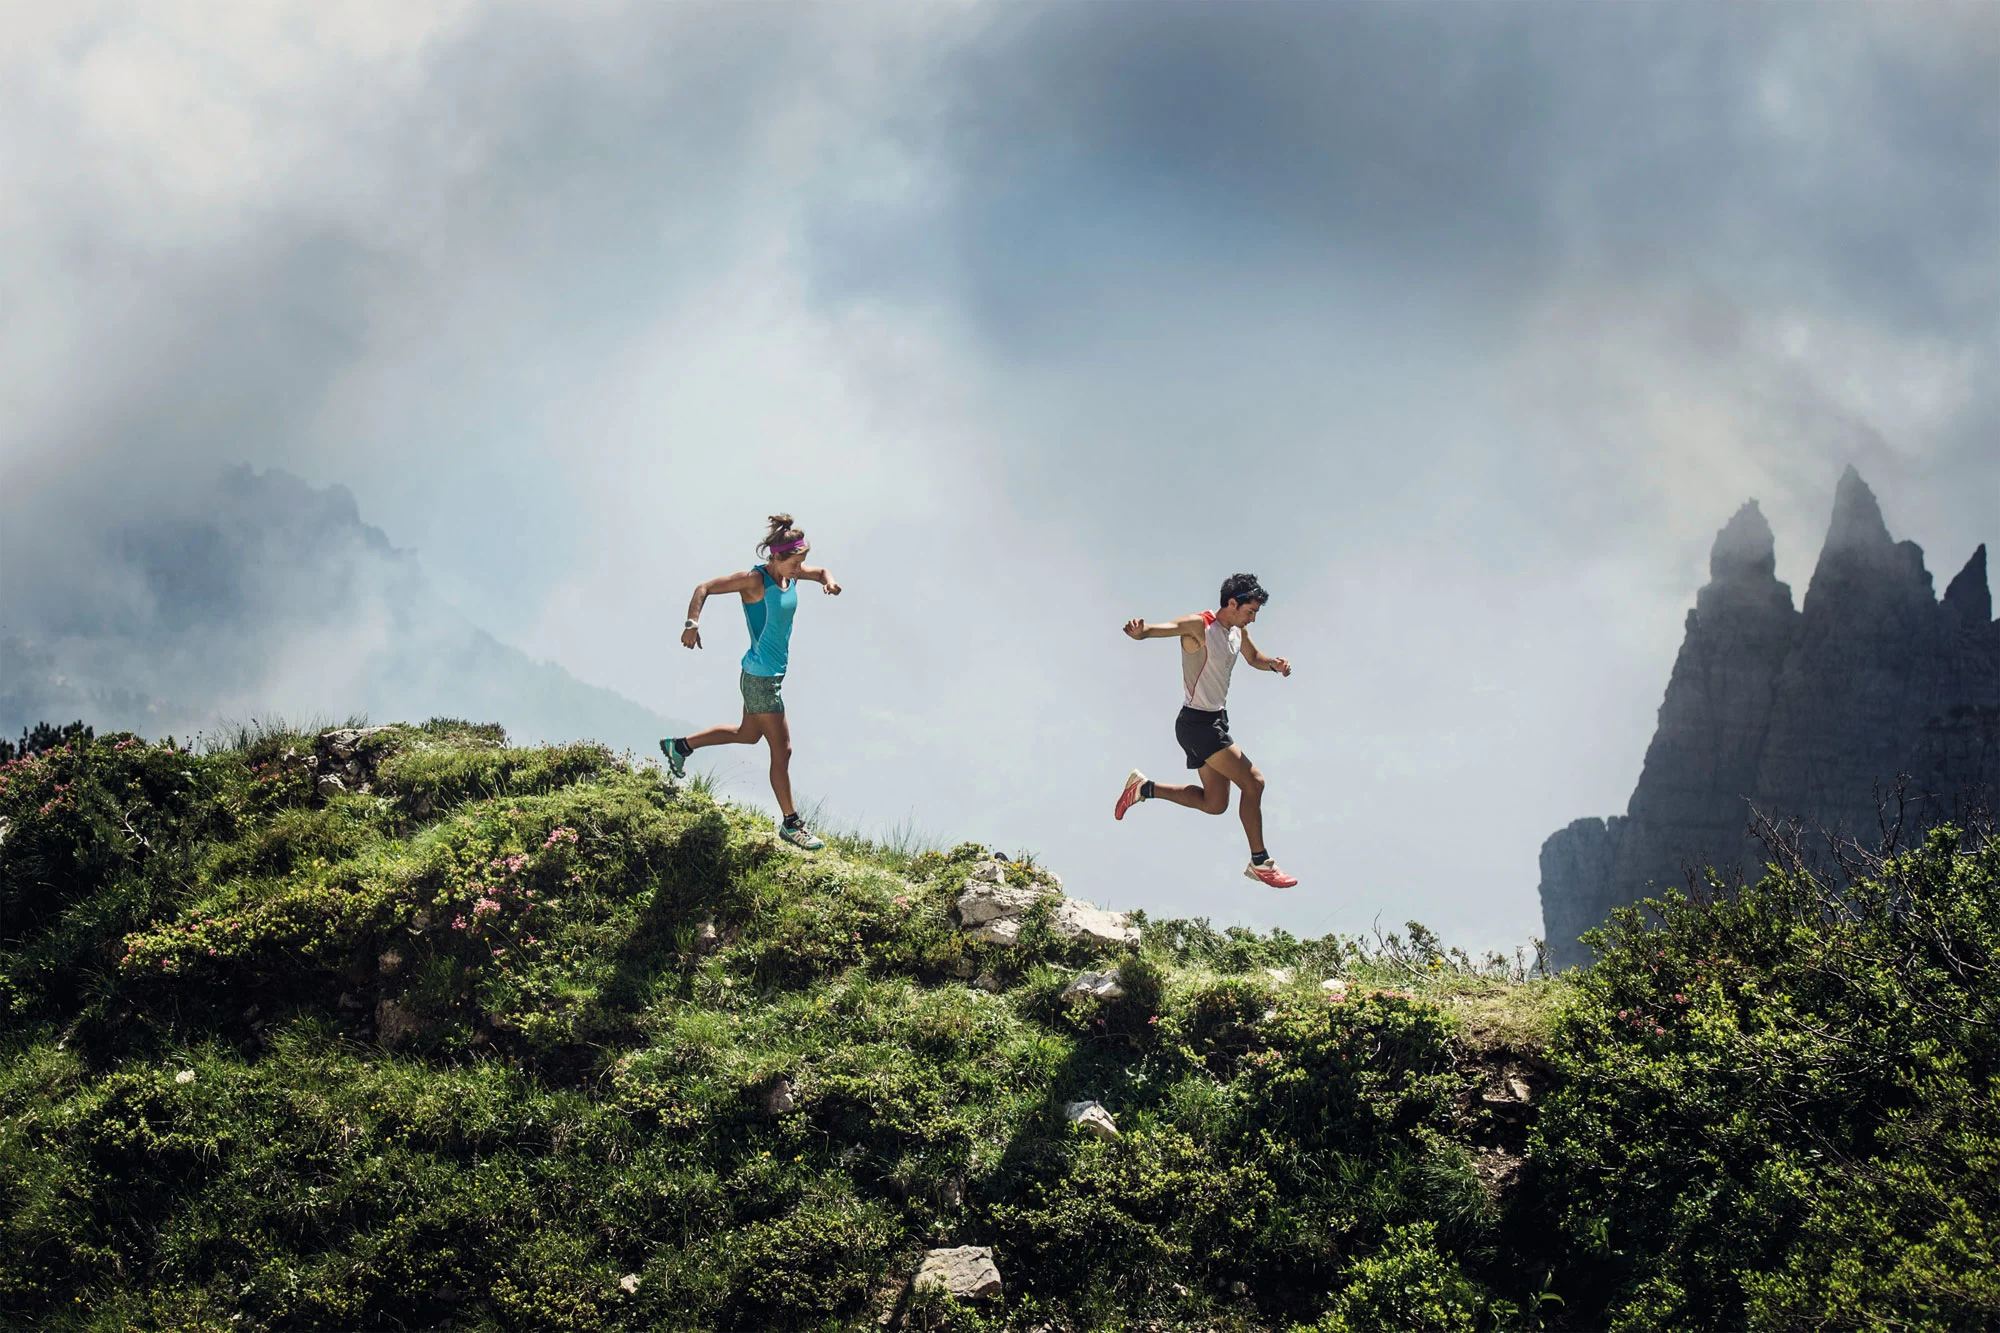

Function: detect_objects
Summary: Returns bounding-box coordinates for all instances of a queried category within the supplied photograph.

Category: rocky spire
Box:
[1710,500,1777,582]
[1802,466,1933,626]
[1697,499,1793,618]
[1821,466,1892,556]
[1944,544,1991,624]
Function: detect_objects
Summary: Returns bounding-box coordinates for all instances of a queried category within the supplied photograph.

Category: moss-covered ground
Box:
[2,726,1994,1331]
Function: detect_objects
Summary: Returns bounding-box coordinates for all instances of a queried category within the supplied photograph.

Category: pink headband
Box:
[769,535,807,555]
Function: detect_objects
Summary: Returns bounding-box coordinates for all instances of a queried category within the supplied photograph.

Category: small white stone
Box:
[618,1273,641,1294]
[1064,1099,1120,1141]
[1266,967,1295,984]
[175,1069,196,1084]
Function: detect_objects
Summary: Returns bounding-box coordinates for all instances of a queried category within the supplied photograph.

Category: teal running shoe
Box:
[659,738,688,780]
[779,822,824,851]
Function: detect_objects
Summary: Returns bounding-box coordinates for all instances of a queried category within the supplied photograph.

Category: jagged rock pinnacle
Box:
[1822,465,1893,555]
[1944,544,1991,624]
[1540,470,1998,971]
[1709,500,1777,584]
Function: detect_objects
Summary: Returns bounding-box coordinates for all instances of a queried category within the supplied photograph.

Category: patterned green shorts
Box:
[740,671,786,716]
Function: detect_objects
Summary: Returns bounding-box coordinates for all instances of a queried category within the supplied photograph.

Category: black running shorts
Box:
[1175,706,1233,769]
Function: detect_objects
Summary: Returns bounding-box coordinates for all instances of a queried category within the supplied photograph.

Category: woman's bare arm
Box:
[681,570,762,648]
[799,565,842,595]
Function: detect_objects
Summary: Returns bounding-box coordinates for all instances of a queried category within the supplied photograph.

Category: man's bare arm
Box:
[1123,614,1205,643]
[1241,630,1292,677]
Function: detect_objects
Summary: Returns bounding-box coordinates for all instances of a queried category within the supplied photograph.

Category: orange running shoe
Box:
[1244,860,1298,888]
[1114,769,1147,821]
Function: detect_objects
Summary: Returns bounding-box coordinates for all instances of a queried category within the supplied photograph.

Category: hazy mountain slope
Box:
[0,465,683,753]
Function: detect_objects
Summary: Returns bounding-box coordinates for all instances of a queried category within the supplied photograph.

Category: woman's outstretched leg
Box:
[755,711,795,816]
[683,714,760,752]
[659,713,756,779]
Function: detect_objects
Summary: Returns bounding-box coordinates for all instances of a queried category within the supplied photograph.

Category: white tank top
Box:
[1182,611,1241,712]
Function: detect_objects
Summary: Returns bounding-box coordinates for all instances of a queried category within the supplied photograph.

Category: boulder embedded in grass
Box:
[968,917,1023,947]
[958,881,1056,925]
[1062,969,1126,1003]
[1050,899,1139,947]
[914,1246,1003,1300]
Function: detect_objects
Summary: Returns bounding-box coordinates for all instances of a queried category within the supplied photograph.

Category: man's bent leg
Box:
[1201,745,1266,853]
[1149,766,1231,815]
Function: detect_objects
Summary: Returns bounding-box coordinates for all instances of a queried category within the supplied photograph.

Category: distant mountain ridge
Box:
[0,465,683,754]
[1540,468,2000,969]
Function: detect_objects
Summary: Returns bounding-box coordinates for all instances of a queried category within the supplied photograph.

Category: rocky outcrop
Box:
[954,860,1140,949]
[1541,471,2000,969]
[912,1246,1003,1301]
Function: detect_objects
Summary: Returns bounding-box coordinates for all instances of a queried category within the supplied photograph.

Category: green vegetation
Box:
[1,726,1993,1331]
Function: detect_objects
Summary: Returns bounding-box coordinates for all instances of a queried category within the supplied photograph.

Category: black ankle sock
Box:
[1251,849,1271,865]
[783,812,804,829]
[1140,780,1155,800]
[673,738,692,758]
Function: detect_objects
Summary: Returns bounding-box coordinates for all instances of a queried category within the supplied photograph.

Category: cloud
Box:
[3,2,1993,951]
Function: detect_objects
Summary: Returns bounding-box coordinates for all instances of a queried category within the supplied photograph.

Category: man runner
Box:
[1114,573,1298,888]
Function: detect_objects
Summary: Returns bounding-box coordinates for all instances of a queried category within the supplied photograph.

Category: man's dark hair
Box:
[1219,573,1268,608]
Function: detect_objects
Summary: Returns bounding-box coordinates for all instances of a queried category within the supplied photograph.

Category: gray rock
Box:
[1541,473,1999,969]
[378,949,404,975]
[1065,1099,1120,1141]
[966,859,1008,884]
[914,1245,1003,1300]
[951,955,979,978]
[1265,967,1295,985]
[375,999,422,1048]
[974,971,1003,993]
[958,881,1055,925]
[1062,969,1126,1003]
[321,726,394,759]
[762,1076,796,1115]
[316,773,347,798]
[968,918,1022,947]
[1050,898,1140,947]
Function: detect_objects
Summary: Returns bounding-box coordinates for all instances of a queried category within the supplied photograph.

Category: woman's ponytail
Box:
[758,514,807,558]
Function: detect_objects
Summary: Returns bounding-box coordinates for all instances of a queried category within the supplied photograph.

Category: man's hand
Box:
[681,625,703,650]
[1270,656,1291,677]
[1123,618,1147,640]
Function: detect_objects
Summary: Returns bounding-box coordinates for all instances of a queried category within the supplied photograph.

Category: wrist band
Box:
[684,618,699,629]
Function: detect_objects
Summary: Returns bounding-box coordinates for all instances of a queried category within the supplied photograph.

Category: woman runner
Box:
[660,514,841,849]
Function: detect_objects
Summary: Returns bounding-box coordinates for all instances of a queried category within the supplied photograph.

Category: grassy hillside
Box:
[1,726,1994,1332]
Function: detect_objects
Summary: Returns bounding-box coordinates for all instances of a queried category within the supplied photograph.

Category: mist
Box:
[4,1,1995,952]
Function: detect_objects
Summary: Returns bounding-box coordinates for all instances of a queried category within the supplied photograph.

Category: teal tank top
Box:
[740,566,798,678]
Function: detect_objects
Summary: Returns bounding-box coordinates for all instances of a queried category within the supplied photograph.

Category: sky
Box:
[4,1,1997,952]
